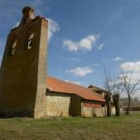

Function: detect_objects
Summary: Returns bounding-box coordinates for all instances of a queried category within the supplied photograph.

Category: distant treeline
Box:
[120,97,140,107]
[123,106,140,111]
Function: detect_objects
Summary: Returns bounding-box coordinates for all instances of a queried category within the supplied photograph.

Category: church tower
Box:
[0,7,48,118]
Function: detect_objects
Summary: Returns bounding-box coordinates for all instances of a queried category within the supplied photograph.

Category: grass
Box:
[0,112,140,140]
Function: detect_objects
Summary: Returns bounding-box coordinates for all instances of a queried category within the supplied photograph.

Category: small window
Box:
[8,35,18,56]
[27,33,34,50]
[25,27,35,50]
[11,40,17,55]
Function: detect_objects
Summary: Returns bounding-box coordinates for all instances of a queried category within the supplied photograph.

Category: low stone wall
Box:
[81,105,121,117]
[46,92,71,117]
[94,107,106,117]
[111,107,115,115]
[81,101,106,117]
[81,106,106,117]
[120,108,124,114]
[111,107,124,115]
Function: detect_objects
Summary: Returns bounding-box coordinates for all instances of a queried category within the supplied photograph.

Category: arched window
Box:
[9,35,18,56]
[27,33,34,50]
[11,40,17,55]
[25,27,35,50]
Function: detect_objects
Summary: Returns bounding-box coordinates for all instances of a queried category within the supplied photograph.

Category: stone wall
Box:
[111,107,116,115]
[81,102,124,117]
[81,101,106,117]
[0,16,48,118]
[45,93,108,117]
[46,92,71,117]
[81,105,106,117]
[111,107,124,115]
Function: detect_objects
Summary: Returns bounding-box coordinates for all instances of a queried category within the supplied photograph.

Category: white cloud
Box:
[120,72,140,83]
[113,57,123,61]
[63,35,99,52]
[120,61,140,72]
[65,80,81,85]
[102,57,122,64]
[47,18,60,42]
[118,61,140,86]
[67,66,94,77]
[98,44,104,50]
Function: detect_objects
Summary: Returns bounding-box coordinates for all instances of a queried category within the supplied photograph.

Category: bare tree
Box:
[102,70,121,116]
[112,85,121,116]
[118,70,140,115]
[103,73,112,117]
[104,93,112,117]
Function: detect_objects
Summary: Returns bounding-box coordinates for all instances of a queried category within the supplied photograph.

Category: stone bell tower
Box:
[0,6,48,118]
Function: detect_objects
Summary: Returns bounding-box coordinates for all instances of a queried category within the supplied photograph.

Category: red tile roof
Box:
[47,76,105,103]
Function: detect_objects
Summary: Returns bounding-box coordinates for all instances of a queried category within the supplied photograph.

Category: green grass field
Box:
[0,112,140,140]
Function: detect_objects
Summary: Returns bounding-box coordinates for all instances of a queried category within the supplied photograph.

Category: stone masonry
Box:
[0,6,48,118]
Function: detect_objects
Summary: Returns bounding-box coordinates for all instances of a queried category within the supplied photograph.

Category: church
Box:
[0,7,114,118]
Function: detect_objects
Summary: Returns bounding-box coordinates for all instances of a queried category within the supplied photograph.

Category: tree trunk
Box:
[126,95,131,115]
[105,93,112,117]
[113,94,120,116]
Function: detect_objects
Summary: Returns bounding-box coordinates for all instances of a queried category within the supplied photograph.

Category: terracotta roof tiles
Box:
[47,76,105,103]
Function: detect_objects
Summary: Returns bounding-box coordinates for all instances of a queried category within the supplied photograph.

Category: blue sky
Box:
[0,0,140,87]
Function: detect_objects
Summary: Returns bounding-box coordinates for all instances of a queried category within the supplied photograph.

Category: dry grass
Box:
[0,112,140,140]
